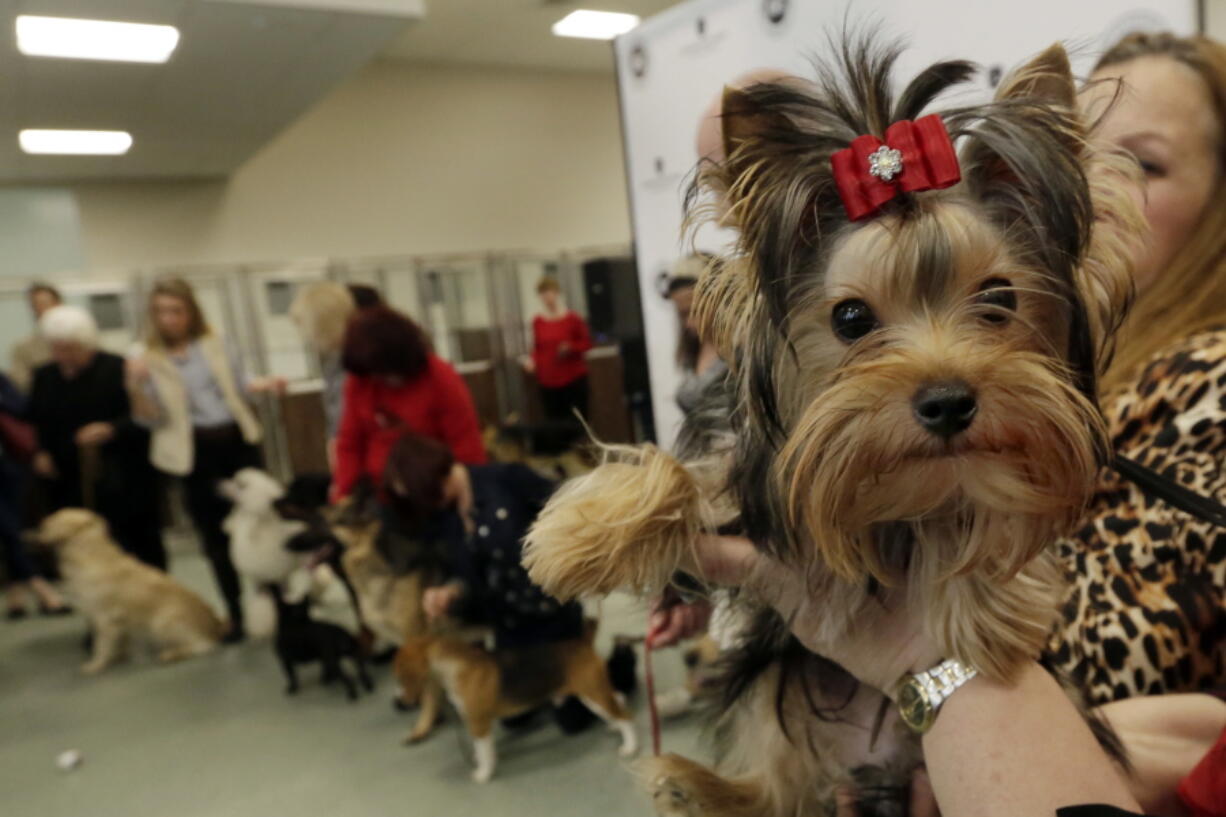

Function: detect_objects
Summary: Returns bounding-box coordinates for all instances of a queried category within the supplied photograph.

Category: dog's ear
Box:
[994,43,1076,109]
[720,86,790,183]
[995,44,1140,383]
[40,510,102,545]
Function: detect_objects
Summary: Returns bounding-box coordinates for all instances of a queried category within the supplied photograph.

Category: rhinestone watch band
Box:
[918,658,977,710]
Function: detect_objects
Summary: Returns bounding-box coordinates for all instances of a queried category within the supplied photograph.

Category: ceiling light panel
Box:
[16,15,180,63]
[19,130,133,156]
[552,10,640,40]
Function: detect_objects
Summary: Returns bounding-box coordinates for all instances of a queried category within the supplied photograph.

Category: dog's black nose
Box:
[912,381,977,437]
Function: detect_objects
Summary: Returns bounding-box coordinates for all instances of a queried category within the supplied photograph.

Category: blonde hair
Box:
[536,277,561,295]
[1096,33,1226,392]
[289,281,355,354]
[146,277,211,347]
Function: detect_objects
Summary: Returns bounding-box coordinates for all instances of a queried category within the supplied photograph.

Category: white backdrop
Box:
[615,0,1197,448]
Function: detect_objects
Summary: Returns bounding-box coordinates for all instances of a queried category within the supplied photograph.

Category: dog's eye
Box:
[831,299,878,342]
[975,278,1017,324]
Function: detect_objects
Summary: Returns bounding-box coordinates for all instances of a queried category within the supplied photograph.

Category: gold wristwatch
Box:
[896,657,977,734]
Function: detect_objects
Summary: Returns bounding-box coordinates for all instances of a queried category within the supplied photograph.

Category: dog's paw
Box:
[641,755,761,817]
[392,696,414,713]
[284,684,300,696]
[80,661,106,676]
[649,774,694,817]
[471,767,493,784]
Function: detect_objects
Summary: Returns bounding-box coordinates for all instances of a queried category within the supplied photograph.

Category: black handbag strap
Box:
[1112,454,1226,528]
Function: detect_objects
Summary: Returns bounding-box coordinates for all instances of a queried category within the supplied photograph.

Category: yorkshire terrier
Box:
[524,35,1140,817]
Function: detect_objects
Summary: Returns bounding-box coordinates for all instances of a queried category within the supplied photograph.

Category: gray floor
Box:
[0,538,703,816]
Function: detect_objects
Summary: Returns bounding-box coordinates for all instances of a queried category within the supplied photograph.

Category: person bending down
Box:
[384,432,582,650]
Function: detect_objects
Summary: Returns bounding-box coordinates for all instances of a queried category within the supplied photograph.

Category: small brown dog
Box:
[394,623,638,783]
[328,497,430,650]
[39,509,224,674]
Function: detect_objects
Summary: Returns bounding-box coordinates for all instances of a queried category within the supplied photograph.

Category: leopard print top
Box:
[1045,329,1226,704]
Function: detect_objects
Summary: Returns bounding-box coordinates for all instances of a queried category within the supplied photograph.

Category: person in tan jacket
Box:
[128,278,283,643]
[10,283,62,394]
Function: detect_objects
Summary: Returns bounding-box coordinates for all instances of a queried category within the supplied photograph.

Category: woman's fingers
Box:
[831,771,938,817]
[692,534,760,585]
[910,768,940,817]
[834,786,859,817]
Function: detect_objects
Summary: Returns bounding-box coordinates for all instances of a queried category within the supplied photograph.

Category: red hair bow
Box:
[830,114,960,222]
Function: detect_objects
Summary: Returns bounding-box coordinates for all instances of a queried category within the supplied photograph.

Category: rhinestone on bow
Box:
[867,145,904,182]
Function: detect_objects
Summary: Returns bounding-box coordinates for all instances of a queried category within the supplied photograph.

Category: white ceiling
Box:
[0,0,679,185]
[381,0,678,73]
[0,0,420,183]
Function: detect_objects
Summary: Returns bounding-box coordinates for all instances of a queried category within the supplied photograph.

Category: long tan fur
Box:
[524,444,710,599]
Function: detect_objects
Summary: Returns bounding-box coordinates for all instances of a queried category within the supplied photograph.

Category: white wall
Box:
[70,59,633,270]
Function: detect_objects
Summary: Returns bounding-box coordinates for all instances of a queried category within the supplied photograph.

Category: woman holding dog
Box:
[653,30,1226,817]
[128,277,285,643]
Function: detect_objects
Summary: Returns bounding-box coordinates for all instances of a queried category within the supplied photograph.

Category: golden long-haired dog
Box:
[394,621,637,783]
[524,37,1141,817]
[39,509,224,674]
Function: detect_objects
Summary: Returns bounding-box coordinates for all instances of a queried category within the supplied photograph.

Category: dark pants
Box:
[540,376,589,423]
[45,459,167,571]
[182,425,261,628]
[538,376,589,454]
[0,461,36,582]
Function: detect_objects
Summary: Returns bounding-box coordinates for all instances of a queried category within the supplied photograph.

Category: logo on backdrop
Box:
[762,0,788,25]
[630,42,647,78]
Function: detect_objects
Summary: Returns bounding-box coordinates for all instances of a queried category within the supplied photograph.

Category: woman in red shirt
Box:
[333,306,485,501]
[523,277,592,422]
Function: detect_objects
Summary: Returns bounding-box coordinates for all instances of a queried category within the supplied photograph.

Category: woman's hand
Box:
[519,355,536,374]
[75,422,115,447]
[689,534,940,694]
[450,463,475,535]
[647,598,711,648]
[124,356,150,385]
[423,584,463,621]
[32,451,57,479]
[248,376,288,396]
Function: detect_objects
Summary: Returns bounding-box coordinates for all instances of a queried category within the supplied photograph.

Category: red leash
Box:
[644,632,662,756]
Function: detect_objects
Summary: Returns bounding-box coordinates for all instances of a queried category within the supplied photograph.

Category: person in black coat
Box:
[27,306,166,569]
[383,432,582,649]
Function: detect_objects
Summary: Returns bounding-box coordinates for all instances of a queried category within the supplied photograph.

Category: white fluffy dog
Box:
[221,468,358,635]
[221,468,304,584]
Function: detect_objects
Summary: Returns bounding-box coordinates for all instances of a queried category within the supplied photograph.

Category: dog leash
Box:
[1113,454,1226,528]
[643,628,662,757]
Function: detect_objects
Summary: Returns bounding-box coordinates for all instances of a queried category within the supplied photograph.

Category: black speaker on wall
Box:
[581,257,655,442]
[583,257,643,340]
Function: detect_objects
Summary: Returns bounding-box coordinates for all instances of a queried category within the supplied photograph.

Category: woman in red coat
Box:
[523,277,592,423]
[333,306,485,502]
